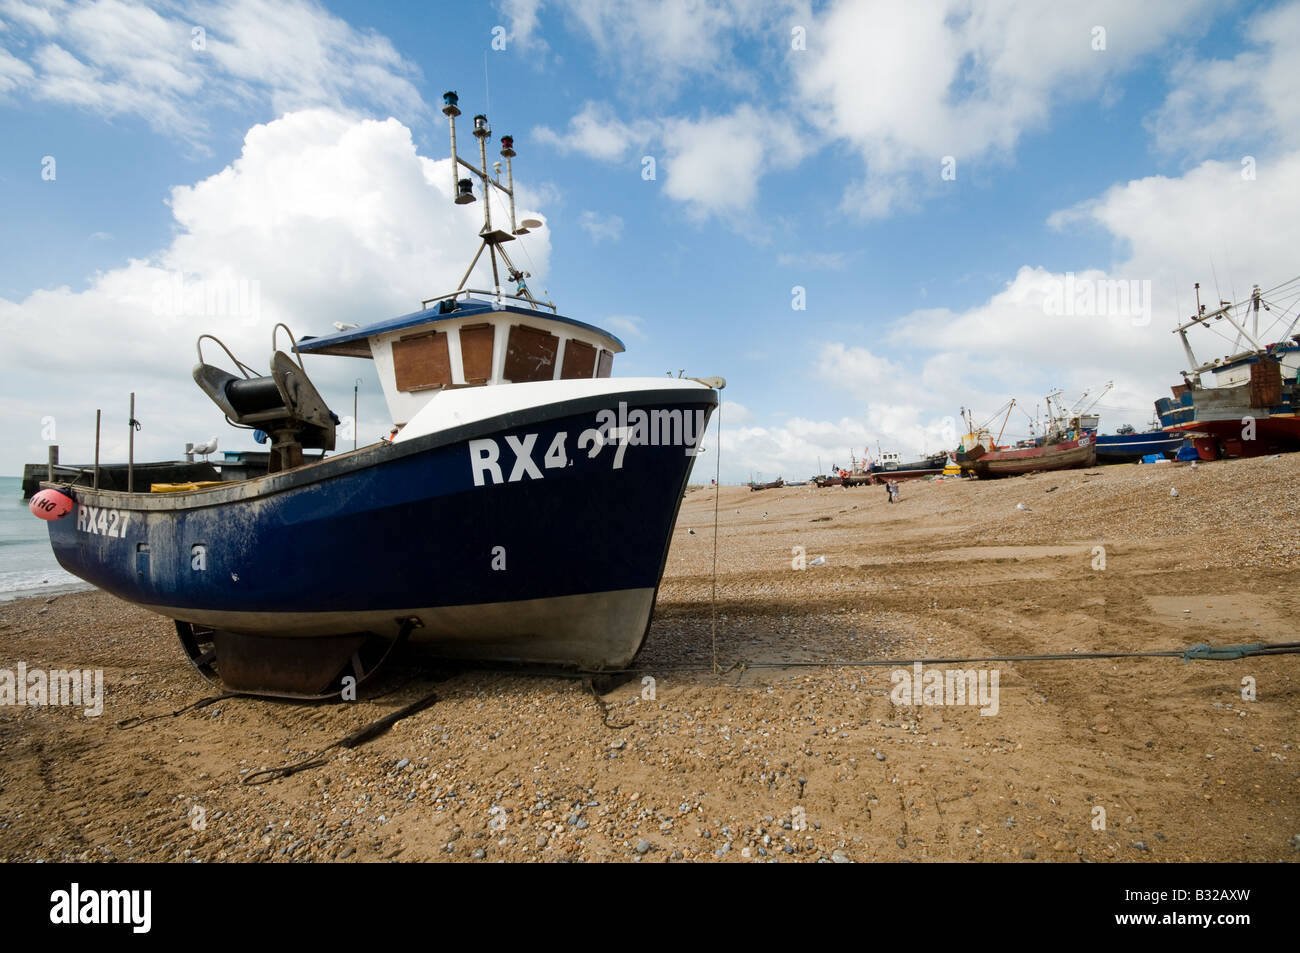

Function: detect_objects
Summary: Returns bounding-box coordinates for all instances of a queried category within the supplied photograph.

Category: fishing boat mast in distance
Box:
[1156,278,1300,458]
[30,91,723,699]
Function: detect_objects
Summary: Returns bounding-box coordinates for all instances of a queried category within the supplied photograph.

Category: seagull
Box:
[333,321,360,331]
[192,436,218,460]
[761,511,768,519]
[1015,502,1030,511]
[687,529,696,535]
[1169,487,1179,497]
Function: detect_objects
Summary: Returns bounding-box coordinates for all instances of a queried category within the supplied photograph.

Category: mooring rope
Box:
[586,677,633,730]
[116,692,239,730]
[710,393,722,675]
[240,690,440,785]
[584,641,1300,677]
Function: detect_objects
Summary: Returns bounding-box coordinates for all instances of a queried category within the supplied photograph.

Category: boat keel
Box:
[174,618,417,700]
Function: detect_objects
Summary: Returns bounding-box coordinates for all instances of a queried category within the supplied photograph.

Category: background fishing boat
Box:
[967,390,1099,478]
[1095,422,1184,463]
[870,450,950,481]
[1155,280,1300,459]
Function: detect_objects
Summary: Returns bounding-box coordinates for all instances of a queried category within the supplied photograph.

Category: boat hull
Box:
[1095,431,1184,462]
[45,387,716,671]
[1163,415,1300,457]
[971,438,1095,478]
[870,454,949,482]
[1156,358,1300,456]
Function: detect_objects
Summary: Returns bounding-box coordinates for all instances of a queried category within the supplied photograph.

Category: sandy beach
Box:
[1,455,1297,863]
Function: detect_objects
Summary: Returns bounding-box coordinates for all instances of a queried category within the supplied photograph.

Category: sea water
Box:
[0,476,90,601]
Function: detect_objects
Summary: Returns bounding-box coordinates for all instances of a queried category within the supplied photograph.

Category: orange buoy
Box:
[29,488,74,521]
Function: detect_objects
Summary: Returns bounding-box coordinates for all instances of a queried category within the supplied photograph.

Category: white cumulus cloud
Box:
[0,0,427,148]
[0,109,552,474]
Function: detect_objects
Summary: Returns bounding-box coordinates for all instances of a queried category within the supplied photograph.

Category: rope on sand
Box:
[240,690,440,785]
[116,692,240,729]
[591,641,1300,676]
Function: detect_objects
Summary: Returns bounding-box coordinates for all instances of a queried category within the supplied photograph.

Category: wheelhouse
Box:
[296,289,625,427]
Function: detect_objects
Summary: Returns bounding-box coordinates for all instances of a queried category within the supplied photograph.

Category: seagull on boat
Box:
[333,321,360,331]
[192,436,218,460]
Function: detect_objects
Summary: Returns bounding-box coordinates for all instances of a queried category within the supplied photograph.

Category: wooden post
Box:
[94,410,101,489]
[47,445,58,482]
[128,392,136,493]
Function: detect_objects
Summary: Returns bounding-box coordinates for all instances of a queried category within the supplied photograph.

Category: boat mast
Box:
[1174,280,1270,380]
[441,91,545,309]
[1075,381,1112,415]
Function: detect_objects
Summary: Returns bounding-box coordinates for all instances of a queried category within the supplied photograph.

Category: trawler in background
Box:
[813,446,949,488]
[870,449,950,481]
[959,390,1100,478]
[30,92,722,699]
[1156,279,1300,458]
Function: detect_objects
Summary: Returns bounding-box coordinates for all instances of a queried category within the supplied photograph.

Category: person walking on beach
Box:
[886,480,900,503]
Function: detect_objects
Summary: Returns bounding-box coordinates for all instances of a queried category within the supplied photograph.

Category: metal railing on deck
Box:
[419,288,557,313]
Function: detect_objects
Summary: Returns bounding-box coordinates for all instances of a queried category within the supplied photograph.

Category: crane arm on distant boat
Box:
[1075,381,1112,415]
[974,399,1015,432]
[995,399,1016,447]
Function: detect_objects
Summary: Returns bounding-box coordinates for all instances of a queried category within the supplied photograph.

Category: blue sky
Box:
[3,0,1299,481]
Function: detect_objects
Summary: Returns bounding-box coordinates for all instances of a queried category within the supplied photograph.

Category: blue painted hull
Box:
[45,388,715,668]
[1095,431,1183,461]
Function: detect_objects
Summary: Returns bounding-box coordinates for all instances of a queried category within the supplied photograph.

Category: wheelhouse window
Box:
[560,339,597,379]
[459,323,495,385]
[505,324,559,382]
[393,331,451,392]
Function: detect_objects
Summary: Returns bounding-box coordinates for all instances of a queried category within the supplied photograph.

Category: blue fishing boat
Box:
[1095,425,1184,463]
[31,94,722,698]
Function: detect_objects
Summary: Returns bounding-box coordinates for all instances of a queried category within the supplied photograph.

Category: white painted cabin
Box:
[296,290,625,427]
